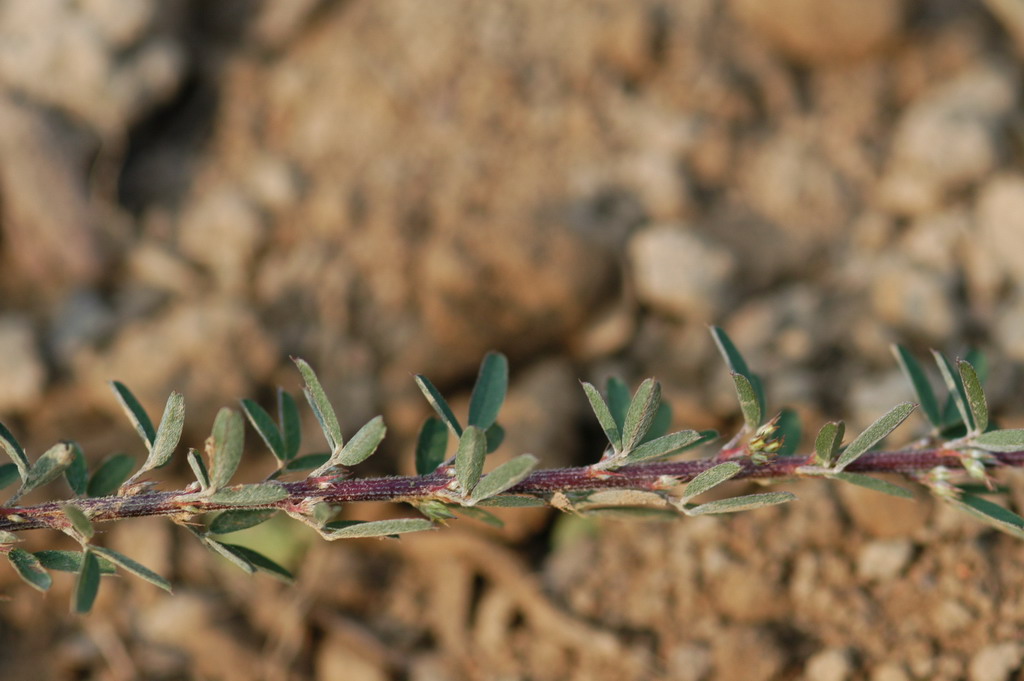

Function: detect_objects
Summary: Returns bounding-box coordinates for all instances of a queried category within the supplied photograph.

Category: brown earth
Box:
[1,1,1024,679]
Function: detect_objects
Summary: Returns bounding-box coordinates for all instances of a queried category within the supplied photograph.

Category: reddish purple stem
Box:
[2,449,1023,533]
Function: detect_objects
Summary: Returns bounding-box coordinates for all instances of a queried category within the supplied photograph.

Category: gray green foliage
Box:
[833,402,916,472]
[468,352,508,430]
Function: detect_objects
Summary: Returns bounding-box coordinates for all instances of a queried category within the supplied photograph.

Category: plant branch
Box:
[2,448,1022,534]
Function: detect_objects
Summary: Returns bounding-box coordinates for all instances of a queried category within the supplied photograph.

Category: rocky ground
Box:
[1,1,1024,680]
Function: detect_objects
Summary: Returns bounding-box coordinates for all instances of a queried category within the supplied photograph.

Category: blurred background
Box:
[2,1,1024,679]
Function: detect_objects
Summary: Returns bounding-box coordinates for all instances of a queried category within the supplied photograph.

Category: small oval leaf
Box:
[206,482,288,506]
[278,389,302,461]
[209,509,278,535]
[208,408,245,491]
[731,373,762,430]
[415,417,449,475]
[455,426,486,494]
[337,416,385,467]
[294,358,344,452]
[110,381,156,447]
[414,374,463,437]
[468,352,509,430]
[969,429,1024,452]
[74,551,101,613]
[622,378,662,452]
[90,546,172,592]
[834,402,916,472]
[618,430,706,466]
[581,382,622,451]
[7,547,51,592]
[241,398,286,462]
[681,462,742,503]
[958,360,988,434]
[324,518,435,539]
[814,421,845,467]
[892,345,942,427]
[87,454,135,497]
[469,454,538,504]
[687,491,796,516]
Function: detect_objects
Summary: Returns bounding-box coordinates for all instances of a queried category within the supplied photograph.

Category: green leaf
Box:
[485,423,505,453]
[90,546,172,592]
[61,503,94,541]
[110,381,156,447]
[278,389,302,461]
[0,462,20,490]
[209,509,278,535]
[681,462,742,503]
[730,373,762,430]
[454,506,504,527]
[642,400,673,444]
[34,550,116,574]
[415,500,458,522]
[958,360,988,434]
[834,402,916,472]
[206,482,288,506]
[892,345,942,428]
[7,548,51,592]
[469,454,538,504]
[814,421,845,467]
[337,416,385,467]
[186,449,210,491]
[829,472,913,499]
[468,352,508,430]
[968,429,1024,452]
[203,538,256,574]
[0,530,16,544]
[214,544,293,582]
[0,423,28,482]
[241,398,286,462]
[948,493,1024,540]
[606,377,632,434]
[294,358,344,452]
[711,326,765,417]
[283,453,330,472]
[415,417,449,475]
[455,426,486,494]
[207,408,245,491]
[773,408,801,457]
[73,551,101,613]
[150,392,185,470]
[11,442,76,503]
[87,454,135,497]
[621,378,661,452]
[581,382,622,451]
[414,374,463,437]
[932,351,974,432]
[687,491,796,515]
[617,430,706,466]
[324,518,435,539]
[64,443,88,496]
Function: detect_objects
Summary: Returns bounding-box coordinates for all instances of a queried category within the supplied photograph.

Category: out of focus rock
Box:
[805,648,853,681]
[869,257,957,341]
[0,0,184,133]
[0,98,101,294]
[628,224,735,321]
[178,187,266,294]
[0,316,45,413]
[976,173,1024,288]
[73,300,278,418]
[968,643,1022,681]
[712,626,785,681]
[730,0,904,64]
[857,539,913,581]
[879,64,1016,216]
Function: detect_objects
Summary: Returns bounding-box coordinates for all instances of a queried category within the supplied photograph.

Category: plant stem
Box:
[2,448,1022,534]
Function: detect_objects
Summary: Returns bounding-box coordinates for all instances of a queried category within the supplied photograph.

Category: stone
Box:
[968,643,1023,681]
[730,0,904,64]
[880,64,1016,215]
[628,224,735,321]
[976,173,1024,288]
[178,187,266,294]
[994,294,1024,362]
[870,662,910,681]
[857,539,914,581]
[804,648,853,681]
[868,256,957,341]
[0,316,45,413]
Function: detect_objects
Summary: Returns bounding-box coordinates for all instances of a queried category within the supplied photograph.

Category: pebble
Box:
[730,0,904,64]
[628,224,735,321]
[0,315,45,413]
[880,64,1016,216]
[857,538,914,581]
[968,643,1022,681]
[869,257,957,341]
[976,173,1024,288]
[804,648,853,681]
[870,662,911,681]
